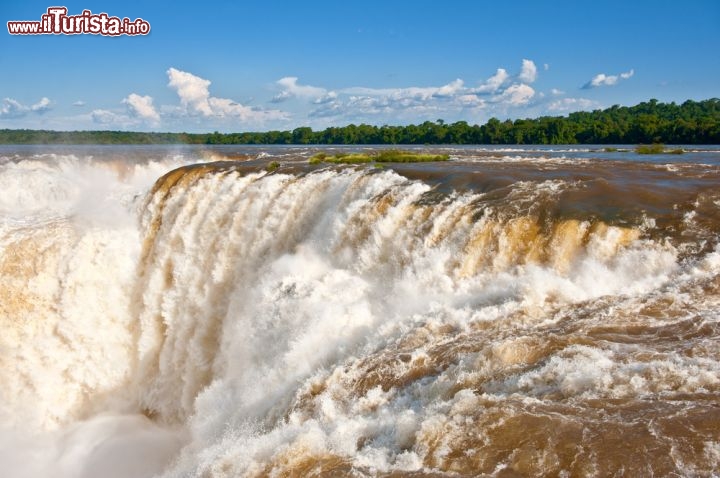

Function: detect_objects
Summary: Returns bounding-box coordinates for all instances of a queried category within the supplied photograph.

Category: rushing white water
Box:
[1,148,718,477]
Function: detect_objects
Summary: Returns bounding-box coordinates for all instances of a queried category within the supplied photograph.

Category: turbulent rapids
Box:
[1,145,719,477]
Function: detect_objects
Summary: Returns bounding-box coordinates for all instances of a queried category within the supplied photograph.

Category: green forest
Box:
[1,98,718,145]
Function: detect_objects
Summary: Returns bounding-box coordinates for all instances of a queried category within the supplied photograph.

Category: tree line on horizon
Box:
[1,98,718,145]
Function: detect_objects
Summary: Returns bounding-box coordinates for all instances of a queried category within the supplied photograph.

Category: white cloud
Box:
[91,109,122,124]
[278,61,542,122]
[587,73,615,87]
[326,79,474,112]
[89,97,159,128]
[518,59,538,83]
[309,91,442,119]
[167,67,213,115]
[271,91,293,103]
[272,77,329,102]
[16,60,587,130]
[497,84,535,105]
[435,79,464,97]
[474,68,509,93]
[457,94,486,107]
[308,100,345,118]
[0,98,27,119]
[583,69,634,89]
[548,97,600,112]
[544,63,550,71]
[303,62,546,121]
[167,67,288,123]
[340,84,444,102]
[0,97,53,119]
[207,97,287,121]
[312,91,338,104]
[123,93,160,124]
[31,97,52,113]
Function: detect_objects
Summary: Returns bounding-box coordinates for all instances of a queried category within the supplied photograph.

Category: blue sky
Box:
[1,0,718,132]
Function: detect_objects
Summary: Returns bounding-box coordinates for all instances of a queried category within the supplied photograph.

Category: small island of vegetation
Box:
[309,150,449,165]
[634,144,684,154]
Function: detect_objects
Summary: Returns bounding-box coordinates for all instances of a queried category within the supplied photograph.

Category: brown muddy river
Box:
[1,145,719,477]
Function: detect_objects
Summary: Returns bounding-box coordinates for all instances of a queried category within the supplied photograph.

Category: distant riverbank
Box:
[1,98,718,145]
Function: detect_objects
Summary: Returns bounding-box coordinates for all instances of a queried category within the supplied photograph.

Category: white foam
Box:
[0,155,716,476]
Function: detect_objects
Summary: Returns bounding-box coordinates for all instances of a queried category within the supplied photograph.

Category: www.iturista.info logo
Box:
[7,7,150,36]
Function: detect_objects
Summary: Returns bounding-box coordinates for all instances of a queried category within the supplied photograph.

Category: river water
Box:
[1,145,719,477]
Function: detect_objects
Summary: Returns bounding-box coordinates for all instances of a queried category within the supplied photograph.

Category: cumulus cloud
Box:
[308,101,345,118]
[207,97,285,121]
[73,100,86,107]
[91,109,122,124]
[277,58,541,122]
[0,98,27,119]
[0,97,53,119]
[298,60,546,121]
[548,97,600,112]
[550,88,565,96]
[272,77,329,102]
[457,94,486,107]
[582,69,634,89]
[167,67,213,115]
[341,79,468,103]
[167,67,288,122]
[308,88,445,119]
[123,93,160,124]
[497,83,535,105]
[57,60,561,128]
[434,79,464,97]
[518,59,538,83]
[474,68,509,93]
[73,68,292,129]
[312,91,338,104]
[31,97,52,113]
[88,97,159,128]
